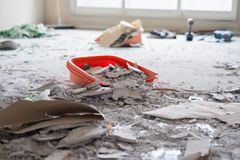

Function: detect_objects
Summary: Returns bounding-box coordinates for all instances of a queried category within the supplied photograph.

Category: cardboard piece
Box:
[96,20,143,47]
[184,138,210,160]
[143,100,240,120]
[0,100,102,127]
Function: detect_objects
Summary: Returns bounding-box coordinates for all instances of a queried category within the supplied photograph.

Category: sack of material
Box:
[95,20,143,47]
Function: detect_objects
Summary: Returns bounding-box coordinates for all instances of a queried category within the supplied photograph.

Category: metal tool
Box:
[186,18,194,41]
[214,30,234,42]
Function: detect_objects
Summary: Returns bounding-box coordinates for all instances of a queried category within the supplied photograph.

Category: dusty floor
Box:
[0,30,240,160]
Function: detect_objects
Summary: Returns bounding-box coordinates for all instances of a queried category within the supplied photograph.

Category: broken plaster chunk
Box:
[110,129,137,143]
[45,150,73,160]
[112,88,142,101]
[216,112,240,125]
[143,100,240,120]
[211,93,234,102]
[184,138,211,160]
[58,127,106,148]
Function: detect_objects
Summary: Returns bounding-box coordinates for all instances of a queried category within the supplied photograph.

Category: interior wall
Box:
[46,0,240,33]
[0,0,44,30]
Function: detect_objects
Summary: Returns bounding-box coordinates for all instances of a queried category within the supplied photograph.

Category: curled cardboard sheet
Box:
[96,19,143,47]
[0,100,103,127]
[8,115,104,134]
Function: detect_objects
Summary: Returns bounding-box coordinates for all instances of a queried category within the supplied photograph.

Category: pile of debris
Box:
[0,61,240,159]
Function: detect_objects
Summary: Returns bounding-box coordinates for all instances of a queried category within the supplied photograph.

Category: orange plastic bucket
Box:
[66,55,158,86]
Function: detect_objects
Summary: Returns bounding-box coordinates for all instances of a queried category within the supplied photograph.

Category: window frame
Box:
[71,0,238,20]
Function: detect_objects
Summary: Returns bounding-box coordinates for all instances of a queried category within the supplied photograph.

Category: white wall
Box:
[45,0,240,34]
[0,0,44,30]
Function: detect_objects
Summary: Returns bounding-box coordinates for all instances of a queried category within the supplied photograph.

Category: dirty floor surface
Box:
[0,30,240,160]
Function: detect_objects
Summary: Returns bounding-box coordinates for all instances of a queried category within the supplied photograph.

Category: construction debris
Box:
[184,138,210,160]
[95,20,143,47]
[58,127,106,148]
[143,100,240,121]
[216,112,240,125]
[110,128,137,143]
[0,100,104,133]
[0,40,18,50]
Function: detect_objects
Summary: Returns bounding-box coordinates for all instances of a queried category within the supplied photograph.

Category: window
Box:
[71,0,238,20]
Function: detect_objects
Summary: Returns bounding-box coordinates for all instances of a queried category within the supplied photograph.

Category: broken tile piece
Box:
[58,127,106,148]
[110,129,137,143]
[216,112,240,125]
[184,138,210,160]
[45,150,73,160]
[143,100,240,120]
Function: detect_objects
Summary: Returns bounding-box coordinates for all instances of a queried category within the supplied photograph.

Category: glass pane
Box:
[125,0,178,10]
[77,0,122,8]
[181,0,232,11]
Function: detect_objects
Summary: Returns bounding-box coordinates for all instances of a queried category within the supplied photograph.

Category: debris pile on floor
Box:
[0,24,52,38]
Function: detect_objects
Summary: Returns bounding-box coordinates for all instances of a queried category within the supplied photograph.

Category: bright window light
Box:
[77,0,122,8]
[181,0,233,11]
[125,0,178,10]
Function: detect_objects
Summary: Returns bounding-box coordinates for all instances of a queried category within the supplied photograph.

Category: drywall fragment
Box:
[31,82,58,91]
[112,88,142,101]
[45,150,73,160]
[184,138,210,160]
[97,147,128,159]
[0,100,102,127]
[143,100,240,120]
[9,115,104,134]
[110,129,137,143]
[216,112,240,125]
[58,127,106,148]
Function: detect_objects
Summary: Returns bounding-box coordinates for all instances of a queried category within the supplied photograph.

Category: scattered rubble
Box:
[0,57,239,159]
